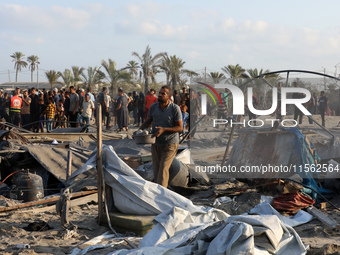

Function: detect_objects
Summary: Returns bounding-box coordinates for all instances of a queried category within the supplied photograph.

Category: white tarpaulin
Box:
[71,145,307,255]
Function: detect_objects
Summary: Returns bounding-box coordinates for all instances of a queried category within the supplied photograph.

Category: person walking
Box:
[139,85,183,188]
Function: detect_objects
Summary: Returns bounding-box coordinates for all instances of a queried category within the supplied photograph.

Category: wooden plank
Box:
[307,206,340,229]
[0,190,97,213]
[21,193,98,213]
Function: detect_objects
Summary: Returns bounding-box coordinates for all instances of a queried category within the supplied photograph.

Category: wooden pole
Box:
[61,150,72,227]
[66,150,72,185]
[96,103,103,223]
[221,124,236,166]
[0,190,97,213]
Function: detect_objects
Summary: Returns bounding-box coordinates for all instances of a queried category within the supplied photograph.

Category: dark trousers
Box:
[21,114,30,130]
[307,106,314,124]
[189,114,198,137]
[133,108,138,124]
[137,108,144,125]
[69,111,78,127]
[294,107,303,124]
[10,112,21,126]
[30,113,39,131]
[102,108,110,127]
[320,108,326,127]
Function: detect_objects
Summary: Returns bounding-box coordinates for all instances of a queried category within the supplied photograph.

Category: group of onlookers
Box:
[0,86,95,132]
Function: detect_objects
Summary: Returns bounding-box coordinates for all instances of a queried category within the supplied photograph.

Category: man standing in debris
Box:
[140,85,183,188]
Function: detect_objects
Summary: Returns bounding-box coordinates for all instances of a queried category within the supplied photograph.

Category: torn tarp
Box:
[71,145,308,255]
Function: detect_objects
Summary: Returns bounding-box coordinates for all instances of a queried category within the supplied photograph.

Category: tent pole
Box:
[96,104,103,223]
[221,124,236,166]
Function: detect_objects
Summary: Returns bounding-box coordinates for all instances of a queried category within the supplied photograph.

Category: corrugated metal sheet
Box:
[23,144,96,190]
[224,131,297,178]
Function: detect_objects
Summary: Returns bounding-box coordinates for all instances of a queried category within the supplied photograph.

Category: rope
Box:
[0,170,21,187]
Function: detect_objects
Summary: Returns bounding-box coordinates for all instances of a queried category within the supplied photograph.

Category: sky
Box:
[1,0,340,84]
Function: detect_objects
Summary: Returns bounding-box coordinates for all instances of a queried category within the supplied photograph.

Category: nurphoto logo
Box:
[196,81,312,128]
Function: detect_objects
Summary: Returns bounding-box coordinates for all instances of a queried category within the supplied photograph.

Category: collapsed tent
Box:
[70,145,308,254]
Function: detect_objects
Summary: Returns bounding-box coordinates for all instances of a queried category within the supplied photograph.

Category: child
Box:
[43,97,55,132]
[181,105,189,135]
[54,100,65,129]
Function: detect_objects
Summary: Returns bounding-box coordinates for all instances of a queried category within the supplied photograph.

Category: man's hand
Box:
[154,126,165,137]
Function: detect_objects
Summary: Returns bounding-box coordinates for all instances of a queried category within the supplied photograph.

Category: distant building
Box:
[0,82,65,91]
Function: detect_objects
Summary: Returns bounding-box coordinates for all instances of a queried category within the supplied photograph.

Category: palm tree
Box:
[127,60,139,79]
[101,59,131,93]
[81,66,105,90]
[246,68,281,109]
[221,64,249,85]
[27,55,40,82]
[132,45,165,94]
[58,69,74,87]
[71,66,85,86]
[209,72,225,84]
[45,70,60,89]
[159,54,198,90]
[10,52,28,82]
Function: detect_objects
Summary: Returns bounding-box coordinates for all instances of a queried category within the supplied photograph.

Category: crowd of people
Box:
[0,85,202,135]
[0,86,95,132]
[0,83,334,133]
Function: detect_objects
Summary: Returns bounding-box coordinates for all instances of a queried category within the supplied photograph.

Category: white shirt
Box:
[82,100,94,118]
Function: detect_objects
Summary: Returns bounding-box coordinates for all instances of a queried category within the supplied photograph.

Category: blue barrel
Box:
[16,170,44,202]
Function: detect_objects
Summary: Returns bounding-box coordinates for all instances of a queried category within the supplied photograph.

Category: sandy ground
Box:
[0,114,340,254]
[0,203,141,255]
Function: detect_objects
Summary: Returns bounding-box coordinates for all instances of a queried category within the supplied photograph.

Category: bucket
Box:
[133,134,156,144]
[16,170,44,202]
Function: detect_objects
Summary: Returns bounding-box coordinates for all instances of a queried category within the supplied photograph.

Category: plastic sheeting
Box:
[71,145,224,216]
[71,145,308,255]
[249,202,313,228]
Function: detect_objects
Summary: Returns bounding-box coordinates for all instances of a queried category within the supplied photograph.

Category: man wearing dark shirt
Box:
[173,90,181,106]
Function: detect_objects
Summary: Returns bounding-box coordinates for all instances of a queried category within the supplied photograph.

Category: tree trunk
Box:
[31,70,33,82]
[16,67,18,82]
[144,76,149,95]
[110,83,114,95]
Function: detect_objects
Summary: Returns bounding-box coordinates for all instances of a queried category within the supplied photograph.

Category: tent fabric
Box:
[284,127,331,201]
[71,145,307,255]
[71,145,224,216]
[249,202,313,228]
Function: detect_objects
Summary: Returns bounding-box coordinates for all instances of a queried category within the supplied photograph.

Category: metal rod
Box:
[221,124,236,166]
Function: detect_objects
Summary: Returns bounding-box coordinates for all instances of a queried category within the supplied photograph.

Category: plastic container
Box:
[168,158,189,187]
[16,170,44,202]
